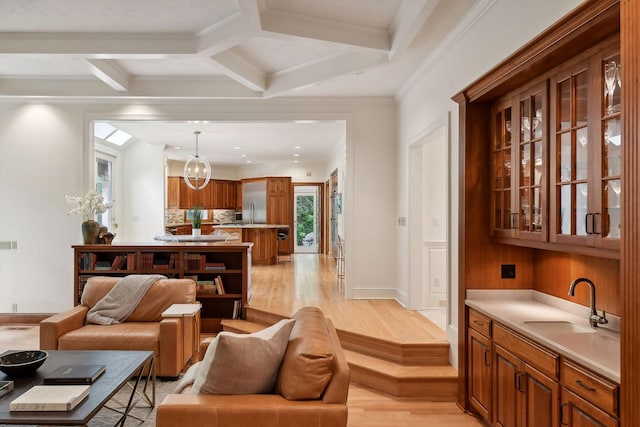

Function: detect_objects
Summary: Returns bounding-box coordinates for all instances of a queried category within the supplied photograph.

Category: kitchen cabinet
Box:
[235,181,242,210]
[492,323,560,427]
[466,307,620,426]
[167,177,180,209]
[549,43,621,251]
[468,309,492,420]
[491,81,548,242]
[266,177,292,256]
[212,180,236,209]
[560,360,619,426]
[242,227,277,265]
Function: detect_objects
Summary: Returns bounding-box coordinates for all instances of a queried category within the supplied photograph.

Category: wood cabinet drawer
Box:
[493,323,558,379]
[561,360,618,416]
[468,308,491,337]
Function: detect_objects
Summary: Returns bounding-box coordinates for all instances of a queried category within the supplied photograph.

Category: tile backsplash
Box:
[165,209,236,225]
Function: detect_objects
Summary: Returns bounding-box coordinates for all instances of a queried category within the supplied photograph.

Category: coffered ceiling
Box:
[0,0,478,99]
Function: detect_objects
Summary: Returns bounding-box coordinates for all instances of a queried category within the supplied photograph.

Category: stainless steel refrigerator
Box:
[242,180,267,224]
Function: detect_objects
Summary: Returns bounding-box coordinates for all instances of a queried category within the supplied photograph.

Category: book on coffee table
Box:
[10,385,90,411]
[43,364,106,385]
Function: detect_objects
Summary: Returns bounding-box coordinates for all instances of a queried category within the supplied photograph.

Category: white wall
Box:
[0,103,85,313]
[116,140,165,242]
[396,0,585,368]
[0,98,396,312]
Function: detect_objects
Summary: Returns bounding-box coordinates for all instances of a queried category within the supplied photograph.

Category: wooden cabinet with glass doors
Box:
[491,81,548,242]
[549,41,621,252]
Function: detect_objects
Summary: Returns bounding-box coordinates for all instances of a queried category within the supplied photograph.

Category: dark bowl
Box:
[0,350,48,377]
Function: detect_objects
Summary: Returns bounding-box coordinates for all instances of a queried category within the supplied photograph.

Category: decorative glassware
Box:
[604,61,618,114]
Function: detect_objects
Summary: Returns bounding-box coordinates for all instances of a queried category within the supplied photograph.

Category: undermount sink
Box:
[524,321,597,334]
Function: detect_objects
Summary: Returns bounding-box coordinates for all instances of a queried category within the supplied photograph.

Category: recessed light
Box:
[293,160,299,163]
[241,154,247,157]
[173,146,181,150]
[294,146,301,149]
[246,160,252,163]
[293,153,300,157]
[234,146,241,150]
[293,120,318,124]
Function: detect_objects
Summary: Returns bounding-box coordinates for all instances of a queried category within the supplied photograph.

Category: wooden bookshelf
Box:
[73,242,252,333]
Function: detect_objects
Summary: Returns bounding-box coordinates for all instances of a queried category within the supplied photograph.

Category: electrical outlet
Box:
[501,264,516,279]
[11,303,17,313]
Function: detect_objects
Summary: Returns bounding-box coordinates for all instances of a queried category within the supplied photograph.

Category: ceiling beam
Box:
[264,52,387,97]
[206,51,266,92]
[196,12,255,57]
[259,9,390,52]
[389,0,440,60]
[87,59,130,92]
[0,77,262,99]
[0,32,196,57]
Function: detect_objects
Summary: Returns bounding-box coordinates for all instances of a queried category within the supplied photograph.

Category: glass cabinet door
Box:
[491,100,515,238]
[550,48,621,251]
[599,52,621,249]
[516,82,547,241]
[551,65,591,245]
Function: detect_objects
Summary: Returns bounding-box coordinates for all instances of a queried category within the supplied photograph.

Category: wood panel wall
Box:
[620,0,639,424]
[533,252,620,315]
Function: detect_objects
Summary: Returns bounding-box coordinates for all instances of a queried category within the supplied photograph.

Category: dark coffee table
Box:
[0,350,155,426]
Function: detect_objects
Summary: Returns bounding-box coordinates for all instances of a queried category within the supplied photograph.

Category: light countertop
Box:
[466,290,620,383]
[214,224,288,228]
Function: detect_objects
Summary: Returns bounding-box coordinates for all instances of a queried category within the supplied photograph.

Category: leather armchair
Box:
[40,276,196,377]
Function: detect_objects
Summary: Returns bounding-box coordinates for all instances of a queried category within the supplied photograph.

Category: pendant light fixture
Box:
[183,130,211,190]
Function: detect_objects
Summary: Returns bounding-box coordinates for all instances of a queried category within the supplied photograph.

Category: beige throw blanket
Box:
[86,274,166,325]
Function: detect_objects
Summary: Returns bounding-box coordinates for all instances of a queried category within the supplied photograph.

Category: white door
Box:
[294,186,319,253]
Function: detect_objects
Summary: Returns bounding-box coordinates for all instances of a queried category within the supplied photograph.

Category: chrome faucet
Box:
[568,278,608,328]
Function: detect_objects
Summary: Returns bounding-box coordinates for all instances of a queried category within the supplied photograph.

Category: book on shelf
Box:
[232,300,242,319]
[152,263,169,270]
[94,260,111,270]
[10,385,90,411]
[215,276,226,294]
[127,253,135,270]
[43,365,105,385]
[197,280,216,294]
[205,262,226,271]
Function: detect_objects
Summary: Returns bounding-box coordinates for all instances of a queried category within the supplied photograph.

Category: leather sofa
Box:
[40,276,196,377]
[156,307,350,427]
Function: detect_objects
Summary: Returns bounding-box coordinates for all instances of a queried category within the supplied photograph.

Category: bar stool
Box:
[277,227,291,263]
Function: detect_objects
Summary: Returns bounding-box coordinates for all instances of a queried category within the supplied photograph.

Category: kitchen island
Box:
[216,224,289,265]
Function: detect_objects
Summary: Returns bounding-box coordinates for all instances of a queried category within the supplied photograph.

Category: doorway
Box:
[294,184,323,254]
[408,117,449,332]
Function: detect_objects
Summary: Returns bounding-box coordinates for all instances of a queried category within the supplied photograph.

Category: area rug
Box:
[1,376,180,427]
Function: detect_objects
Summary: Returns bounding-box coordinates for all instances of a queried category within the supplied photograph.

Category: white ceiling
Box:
[2,0,478,165]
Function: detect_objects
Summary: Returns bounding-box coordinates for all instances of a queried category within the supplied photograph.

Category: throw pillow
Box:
[276,307,335,400]
[192,318,295,394]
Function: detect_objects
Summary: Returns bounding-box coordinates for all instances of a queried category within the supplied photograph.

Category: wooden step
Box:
[220,319,266,334]
[344,349,458,400]
[337,329,450,366]
[244,305,288,325]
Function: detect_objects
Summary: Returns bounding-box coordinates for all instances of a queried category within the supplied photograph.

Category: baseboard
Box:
[0,313,52,324]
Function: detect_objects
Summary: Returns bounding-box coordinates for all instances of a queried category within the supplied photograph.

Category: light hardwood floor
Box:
[0,254,484,427]
[251,254,448,343]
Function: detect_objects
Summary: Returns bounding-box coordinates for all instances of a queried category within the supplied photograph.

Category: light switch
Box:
[398,217,406,226]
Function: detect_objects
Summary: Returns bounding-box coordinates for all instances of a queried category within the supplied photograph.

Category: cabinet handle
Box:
[484,350,490,367]
[593,213,601,235]
[585,213,593,234]
[575,380,596,392]
[514,372,526,393]
[472,320,483,326]
[560,403,569,425]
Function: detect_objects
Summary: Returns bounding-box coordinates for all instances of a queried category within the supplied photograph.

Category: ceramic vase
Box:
[192,228,201,237]
[82,220,100,244]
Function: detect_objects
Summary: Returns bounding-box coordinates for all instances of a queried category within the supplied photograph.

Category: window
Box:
[96,153,115,229]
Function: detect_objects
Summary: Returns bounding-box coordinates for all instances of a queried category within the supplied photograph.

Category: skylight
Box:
[94,122,132,146]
